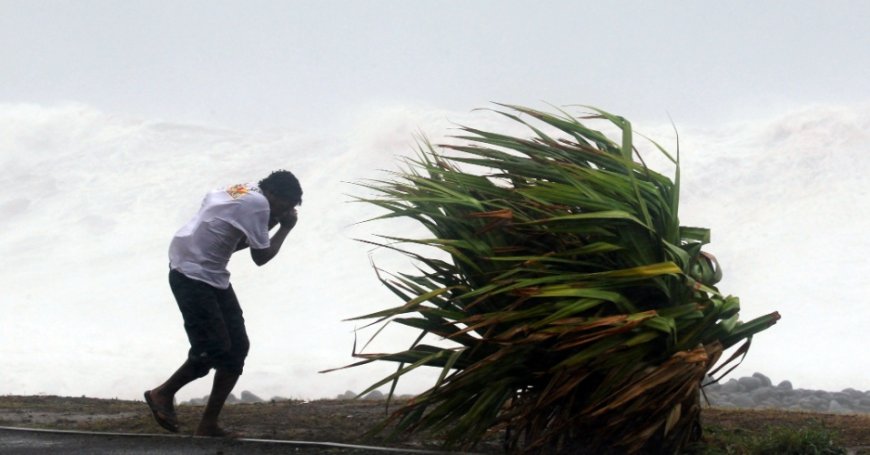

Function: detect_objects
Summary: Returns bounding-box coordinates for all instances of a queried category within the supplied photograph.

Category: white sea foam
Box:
[0,102,867,400]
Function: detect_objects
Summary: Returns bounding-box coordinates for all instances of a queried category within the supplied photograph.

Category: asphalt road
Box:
[0,427,448,454]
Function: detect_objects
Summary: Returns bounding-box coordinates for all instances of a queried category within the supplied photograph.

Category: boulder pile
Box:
[704,372,870,414]
[178,375,870,415]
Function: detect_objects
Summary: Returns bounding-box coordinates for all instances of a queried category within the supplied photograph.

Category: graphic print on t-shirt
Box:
[226,184,249,199]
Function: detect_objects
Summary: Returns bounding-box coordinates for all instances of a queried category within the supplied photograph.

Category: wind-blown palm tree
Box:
[330,104,779,453]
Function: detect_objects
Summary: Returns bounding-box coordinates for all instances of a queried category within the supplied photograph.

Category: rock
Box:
[752,372,772,388]
[225,393,239,404]
[798,396,827,412]
[363,390,384,400]
[842,388,863,398]
[720,379,744,394]
[737,376,763,392]
[759,399,781,409]
[731,395,756,408]
[240,390,263,403]
[337,390,356,400]
[702,377,721,391]
[704,383,722,392]
[832,392,851,403]
[702,391,721,405]
[828,400,851,414]
[776,380,793,391]
[750,386,776,404]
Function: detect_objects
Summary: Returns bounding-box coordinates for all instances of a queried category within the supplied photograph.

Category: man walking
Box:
[145,170,302,437]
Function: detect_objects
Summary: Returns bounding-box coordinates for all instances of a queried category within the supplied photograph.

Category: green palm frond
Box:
[329,104,779,453]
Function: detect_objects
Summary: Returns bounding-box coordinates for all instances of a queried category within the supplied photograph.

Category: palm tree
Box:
[331,104,779,453]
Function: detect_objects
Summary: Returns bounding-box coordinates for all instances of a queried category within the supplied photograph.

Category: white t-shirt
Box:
[169,183,271,289]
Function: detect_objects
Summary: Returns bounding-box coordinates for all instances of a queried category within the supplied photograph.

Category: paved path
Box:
[0,426,448,454]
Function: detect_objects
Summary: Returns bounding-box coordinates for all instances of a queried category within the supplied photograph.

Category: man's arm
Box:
[234,238,250,251]
[250,209,297,266]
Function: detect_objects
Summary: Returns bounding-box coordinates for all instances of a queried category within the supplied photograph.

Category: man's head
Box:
[259,170,303,214]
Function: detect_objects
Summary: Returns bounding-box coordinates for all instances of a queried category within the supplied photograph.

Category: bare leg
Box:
[195,368,240,437]
[148,359,204,416]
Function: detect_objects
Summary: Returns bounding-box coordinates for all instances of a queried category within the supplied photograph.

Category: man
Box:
[144,170,302,437]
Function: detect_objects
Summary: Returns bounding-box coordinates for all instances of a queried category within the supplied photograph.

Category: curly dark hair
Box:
[259,170,303,206]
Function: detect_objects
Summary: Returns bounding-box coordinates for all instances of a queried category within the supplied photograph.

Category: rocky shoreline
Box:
[703,372,870,414]
[182,373,870,415]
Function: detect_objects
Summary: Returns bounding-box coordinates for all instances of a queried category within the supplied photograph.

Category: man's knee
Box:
[189,340,247,377]
[225,338,249,375]
[234,336,250,360]
[187,353,213,378]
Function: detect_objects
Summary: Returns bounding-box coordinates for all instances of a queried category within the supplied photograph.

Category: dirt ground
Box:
[0,395,868,453]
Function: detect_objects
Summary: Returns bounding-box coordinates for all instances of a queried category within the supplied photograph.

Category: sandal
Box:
[144,390,179,433]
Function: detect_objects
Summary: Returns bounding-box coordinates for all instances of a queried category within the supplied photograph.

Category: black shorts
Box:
[169,269,250,375]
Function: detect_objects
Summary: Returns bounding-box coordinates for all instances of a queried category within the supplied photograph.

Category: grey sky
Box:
[3,1,868,130]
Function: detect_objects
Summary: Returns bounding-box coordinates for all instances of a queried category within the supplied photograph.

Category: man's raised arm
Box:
[250,210,297,266]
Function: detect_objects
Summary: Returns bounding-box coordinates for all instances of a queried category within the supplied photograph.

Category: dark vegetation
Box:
[333,104,779,453]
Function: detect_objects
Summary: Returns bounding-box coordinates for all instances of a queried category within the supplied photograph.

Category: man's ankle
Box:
[151,388,174,404]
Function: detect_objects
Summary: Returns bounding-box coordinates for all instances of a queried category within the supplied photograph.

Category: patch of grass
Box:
[752,426,847,455]
[695,422,847,454]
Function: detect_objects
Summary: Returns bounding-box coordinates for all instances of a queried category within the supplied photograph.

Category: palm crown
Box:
[334,104,779,453]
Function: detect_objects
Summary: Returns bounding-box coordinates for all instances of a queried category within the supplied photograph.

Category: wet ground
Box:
[0,427,453,454]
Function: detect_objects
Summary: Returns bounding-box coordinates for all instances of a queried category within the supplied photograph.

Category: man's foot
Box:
[194,425,242,438]
[144,390,179,433]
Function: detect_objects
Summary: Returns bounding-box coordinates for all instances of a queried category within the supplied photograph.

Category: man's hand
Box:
[277,208,298,230]
[251,209,296,266]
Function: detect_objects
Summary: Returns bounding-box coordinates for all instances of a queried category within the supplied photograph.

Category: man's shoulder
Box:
[208,184,267,205]
[225,183,262,200]
[197,185,267,222]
